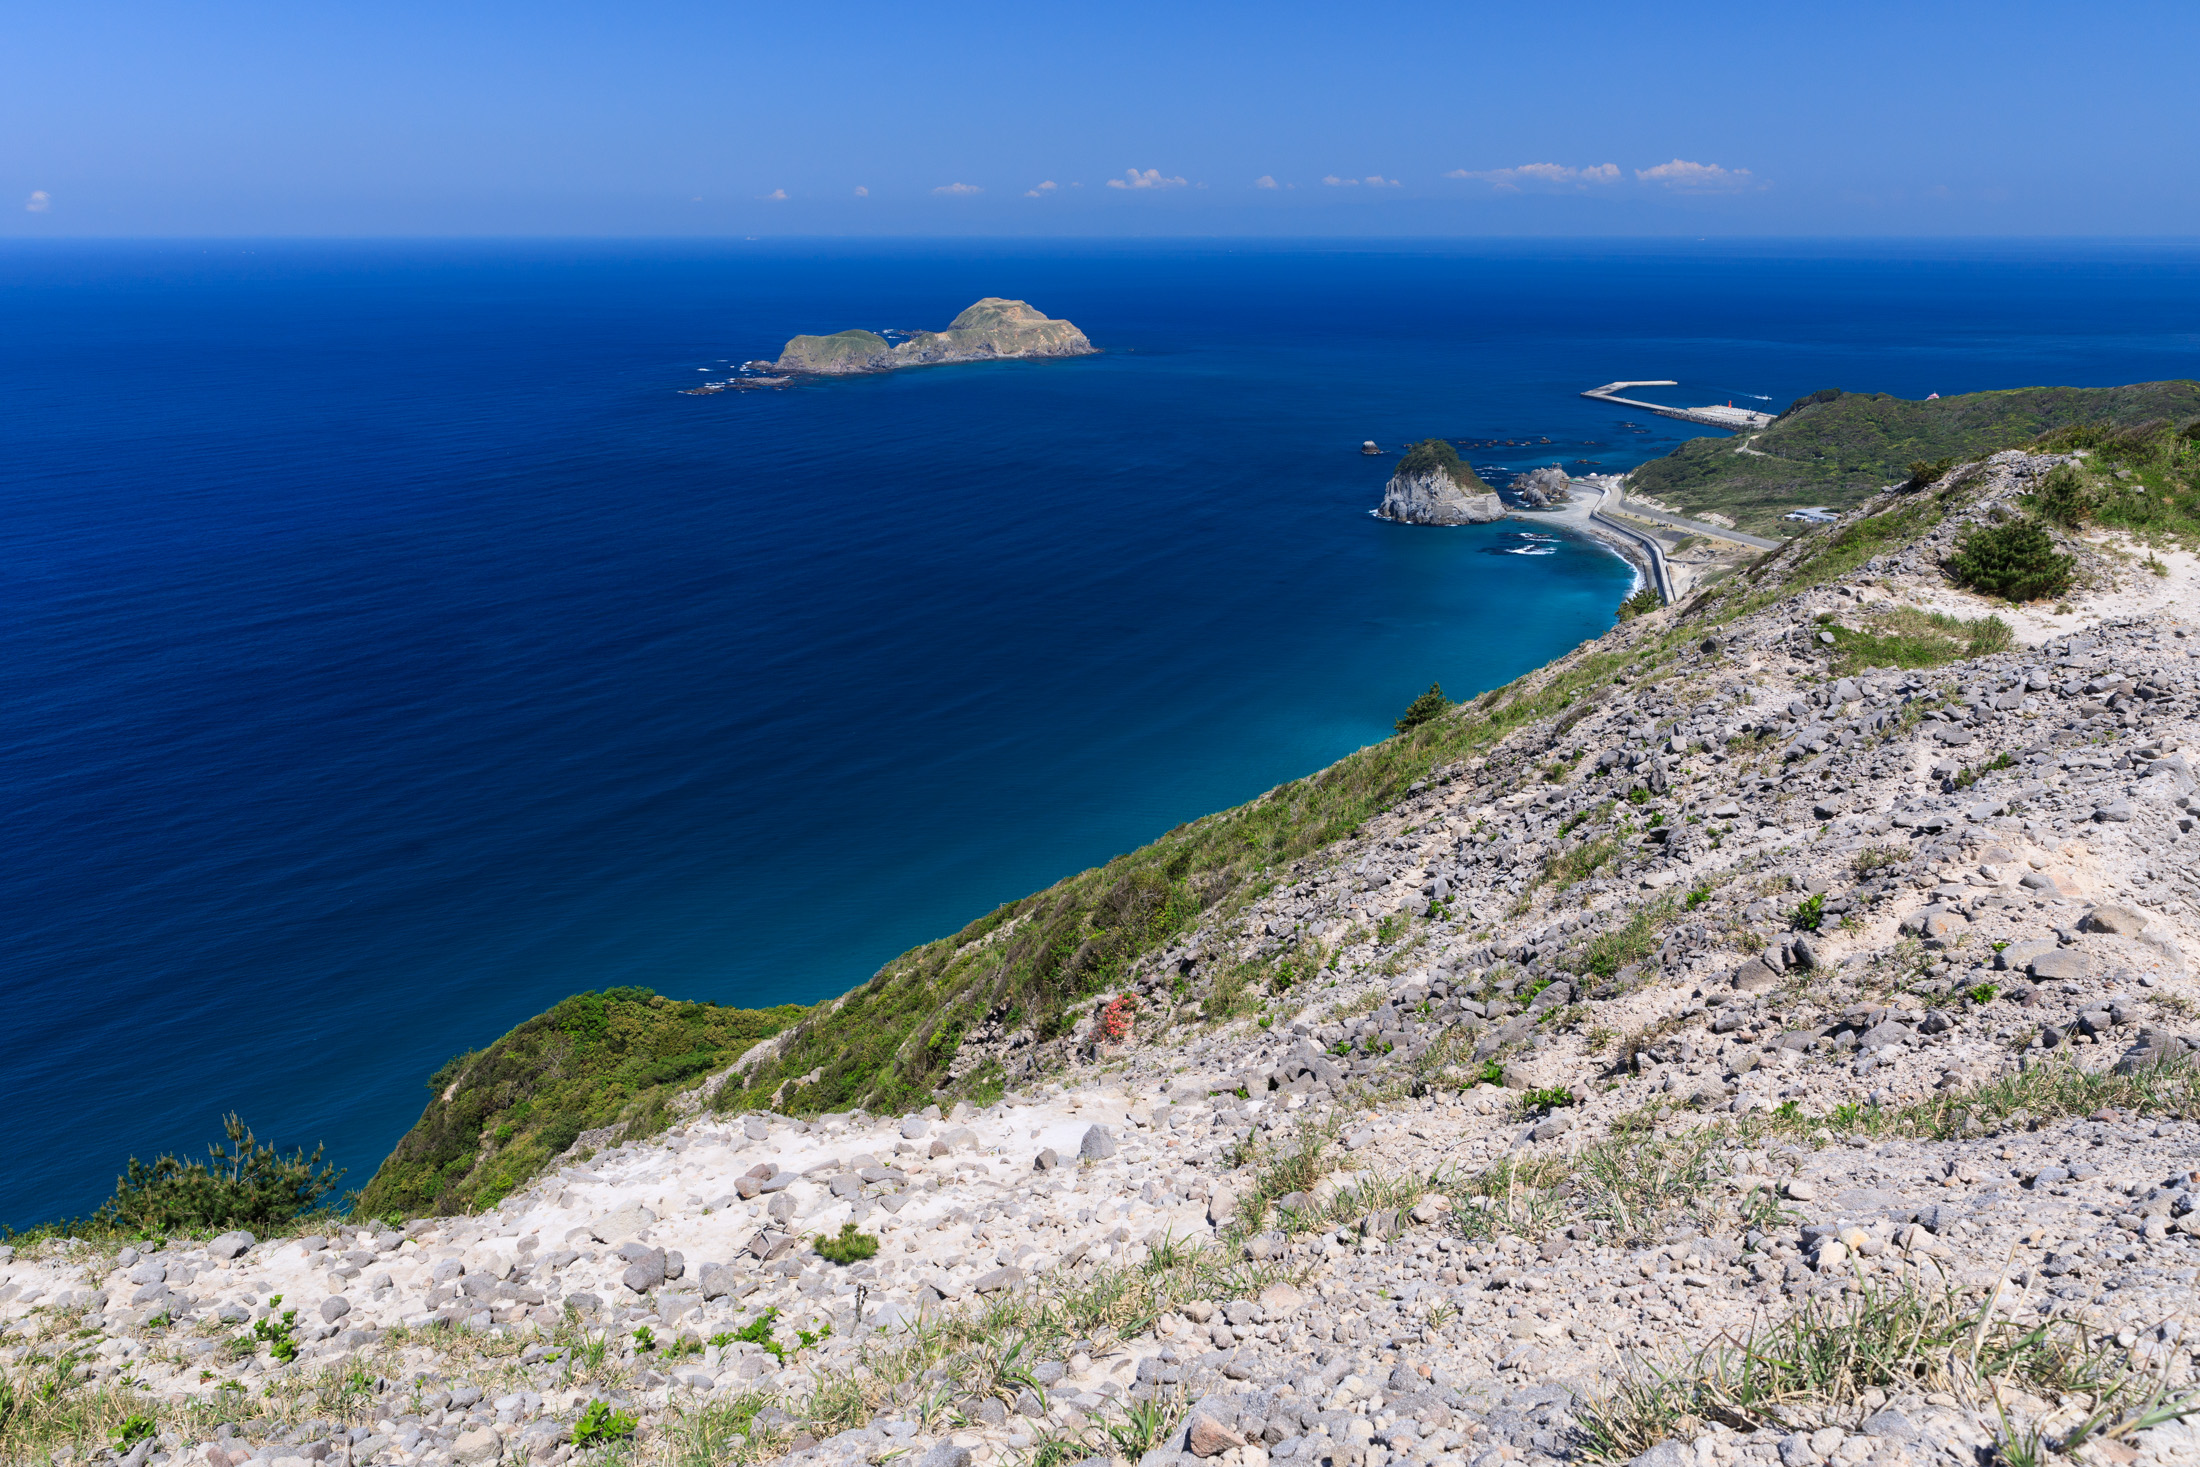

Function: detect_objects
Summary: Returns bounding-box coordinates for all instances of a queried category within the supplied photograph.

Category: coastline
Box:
[1509,500,1652,599]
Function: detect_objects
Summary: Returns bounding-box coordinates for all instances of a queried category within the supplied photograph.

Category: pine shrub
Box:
[94,1113,343,1234]
[1394,683,1450,734]
[2033,464,2095,528]
[814,1222,879,1265]
[1945,517,2075,602]
[1902,456,1956,491]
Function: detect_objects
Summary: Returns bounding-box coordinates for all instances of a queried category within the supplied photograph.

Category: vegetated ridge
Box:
[353,992,804,1221]
[12,420,2200,1467]
[1628,379,2200,536]
[772,299,1095,375]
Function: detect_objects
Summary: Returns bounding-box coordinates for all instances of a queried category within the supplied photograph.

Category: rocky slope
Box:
[773,301,1095,375]
[8,449,2200,1467]
[1379,442,1504,526]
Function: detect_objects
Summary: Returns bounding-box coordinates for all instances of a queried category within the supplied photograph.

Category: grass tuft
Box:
[1824,605,2011,674]
[1580,1274,2190,1459]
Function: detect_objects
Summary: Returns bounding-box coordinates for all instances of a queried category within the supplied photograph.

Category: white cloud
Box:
[1025,180,1058,197]
[1106,168,1187,190]
[762,188,788,201]
[1635,158,1754,190]
[1364,175,1401,187]
[25,190,50,212]
[1321,175,1357,187]
[933,181,983,195]
[1446,163,1620,190]
[1254,175,1278,190]
[853,186,868,197]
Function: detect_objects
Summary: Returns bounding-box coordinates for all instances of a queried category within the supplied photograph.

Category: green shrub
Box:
[734,1307,786,1363]
[813,1222,879,1265]
[1903,456,1955,491]
[1395,683,1450,735]
[248,1298,300,1363]
[1791,893,1825,931]
[1951,751,2015,789]
[1616,586,1661,621]
[2033,464,2095,528]
[94,1114,342,1234]
[1518,1086,1574,1115]
[1946,518,2075,603]
[571,1400,638,1448]
[536,1113,584,1157]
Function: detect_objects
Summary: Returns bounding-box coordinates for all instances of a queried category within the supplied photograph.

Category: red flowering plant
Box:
[1095,994,1135,1046]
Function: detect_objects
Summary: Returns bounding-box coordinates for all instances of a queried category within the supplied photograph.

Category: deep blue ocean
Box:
[5,240,2198,1226]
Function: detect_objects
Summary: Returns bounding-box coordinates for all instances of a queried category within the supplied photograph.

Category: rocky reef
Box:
[1378,440,1505,525]
[1510,466,1572,509]
[773,299,1095,376]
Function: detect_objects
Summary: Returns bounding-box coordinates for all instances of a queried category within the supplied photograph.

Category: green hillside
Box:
[355,989,804,1218]
[1629,379,2200,534]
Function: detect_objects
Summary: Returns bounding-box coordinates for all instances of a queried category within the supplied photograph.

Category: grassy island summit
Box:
[772,297,1096,375]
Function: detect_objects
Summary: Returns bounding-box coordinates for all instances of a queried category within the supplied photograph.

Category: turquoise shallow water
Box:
[4,238,2196,1224]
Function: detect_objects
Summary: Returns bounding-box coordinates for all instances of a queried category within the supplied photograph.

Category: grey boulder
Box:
[2028,949,2089,982]
[207,1231,255,1261]
[2083,904,2149,936]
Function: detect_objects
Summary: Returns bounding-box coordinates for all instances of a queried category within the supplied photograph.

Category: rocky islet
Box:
[771,300,1096,376]
[1375,444,1505,527]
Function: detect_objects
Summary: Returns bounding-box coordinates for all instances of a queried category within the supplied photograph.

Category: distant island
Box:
[773,297,1096,375]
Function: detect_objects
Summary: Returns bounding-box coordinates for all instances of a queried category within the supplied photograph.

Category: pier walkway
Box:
[1582,380,1773,431]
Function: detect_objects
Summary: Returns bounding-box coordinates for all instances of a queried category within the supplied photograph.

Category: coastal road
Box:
[1588,485,1676,604]
[1522,483,1674,605]
[1607,498,1781,550]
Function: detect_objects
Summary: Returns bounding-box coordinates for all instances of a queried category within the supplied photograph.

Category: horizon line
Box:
[7,232,2200,245]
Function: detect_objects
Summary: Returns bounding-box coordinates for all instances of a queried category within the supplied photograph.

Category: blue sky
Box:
[7,0,2197,236]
